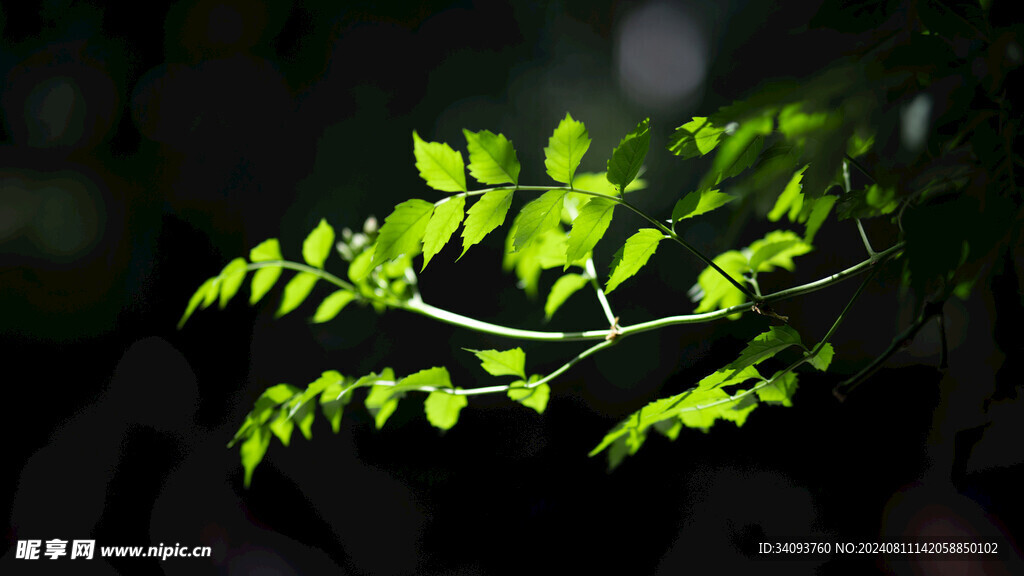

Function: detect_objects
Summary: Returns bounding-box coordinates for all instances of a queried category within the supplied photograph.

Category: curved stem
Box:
[366,339,617,397]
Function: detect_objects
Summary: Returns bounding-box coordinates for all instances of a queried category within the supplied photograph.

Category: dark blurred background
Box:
[2,0,1022,574]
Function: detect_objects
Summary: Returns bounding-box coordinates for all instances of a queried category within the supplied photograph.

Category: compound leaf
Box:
[464,129,520,185]
[544,113,591,186]
[374,199,434,265]
[422,195,465,269]
[424,390,468,431]
[412,131,466,192]
[606,118,650,193]
[606,228,664,294]
[461,189,514,257]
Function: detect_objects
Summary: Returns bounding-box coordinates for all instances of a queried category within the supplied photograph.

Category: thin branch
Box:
[833,300,945,401]
[585,258,617,327]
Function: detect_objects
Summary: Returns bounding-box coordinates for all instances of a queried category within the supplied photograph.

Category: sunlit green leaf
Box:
[240,427,271,488]
[694,251,748,314]
[747,230,812,272]
[320,378,355,434]
[705,114,772,186]
[276,272,318,318]
[504,222,573,296]
[302,218,335,269]
[508,376,549,414]
[312,290,356,323]
[269,410,295,446]
[606,118,650,193]
[178,276,217,329]
[671,189,735,221]
[768,167,807,222]
[412,131,466,192]
[514,190,567,251]
[422,195,465,269]
[464,129,520,185]
[364,384,401,430]
[467,348,526,380]
[461,189,514,257]
[605,228,663,294]
[726,325,803,377]
[756,371,799,406]
[250,238,282,262]
[668,117,725,159]
[400,366,452,390]
[807,343,834,372]
[218,258,248,309]
[571,172,647,195]
[374,199,434,264]
[249,237,282,306]
[348,246,375,283]
[802,195,835,243]
[545,273,589,319]
[424,389,468,430]
[566,198,615,268]
[544,113,591,186]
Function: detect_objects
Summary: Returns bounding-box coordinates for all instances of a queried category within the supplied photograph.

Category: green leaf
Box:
[422,195,465,269]
[566,198,615,269]
[400,366,452,390]
[250,238,283,262]
[807,343,834,372]
[320,378,355,434]
[364,384,401,429]
[606,118,650,193]
[545,273,589,319]
[217,258,248,309]
[424,390,468,430]
[704,114,772,186]
[249,267,281,305]
[746,230,812,272]
[347,246,375,283]
[571,172,647,195]
[671,189,736,221]
[768,167,807,222]
[668,117,726,159]
[249,237,283,306]
[503,223,573,297]
[312,290,356,323]
[276,272,318,318]
[802,195,835,244]
[240,426,271,488]
[178,276,217,329]
[756,371,799,406]
[514,190,567,251]
[461,189,514,257]
[508,376,549,414]
[374,199,434,264]
[467,348,526,380]
[726,325,803,377]
[412,131,466,192]
[605,228,664,294]
[464,129,520,185]
[302,218,335,269]
[544,113,591,186]
[694,251,748,314]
